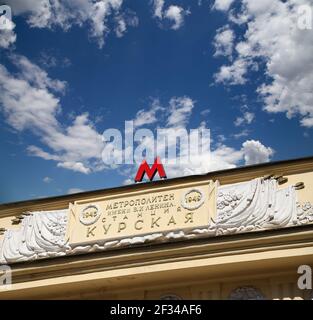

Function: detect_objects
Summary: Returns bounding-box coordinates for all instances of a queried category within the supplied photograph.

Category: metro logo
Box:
[134,157,167,182]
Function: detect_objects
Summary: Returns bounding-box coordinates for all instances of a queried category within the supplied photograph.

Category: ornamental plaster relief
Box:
[0,176,312,264]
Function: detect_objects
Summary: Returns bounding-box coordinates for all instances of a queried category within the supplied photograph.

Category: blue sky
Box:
[0,0,313,203]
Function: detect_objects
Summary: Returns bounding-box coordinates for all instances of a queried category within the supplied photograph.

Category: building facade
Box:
[0,157,313,300]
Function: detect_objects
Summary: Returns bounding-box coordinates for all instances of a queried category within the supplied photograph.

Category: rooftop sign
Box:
[134,157,167,182]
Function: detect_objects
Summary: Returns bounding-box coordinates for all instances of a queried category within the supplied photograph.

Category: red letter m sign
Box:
[134,157,167,182]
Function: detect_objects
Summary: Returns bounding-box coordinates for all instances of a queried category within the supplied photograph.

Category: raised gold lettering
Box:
[135,220,144,230]
[151,216,161,228]
[87,226,96,237]
[103,224,111,235]
[118,222,127,233]
[185,212,194,224]
[167,215,176,226]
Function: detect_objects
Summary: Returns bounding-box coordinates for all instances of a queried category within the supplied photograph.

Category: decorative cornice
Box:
[1,177,313,266]
[0,156,313,218]
[6,224,313,286]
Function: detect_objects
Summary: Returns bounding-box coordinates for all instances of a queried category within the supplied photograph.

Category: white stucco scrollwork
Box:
[296,202,313,225]
[215,177,300,235]
[1,177,313,264]
[0,210,69,264]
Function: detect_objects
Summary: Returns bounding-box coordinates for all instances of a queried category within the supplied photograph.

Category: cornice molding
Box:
[8,224,313,285]
[1,156,313,218]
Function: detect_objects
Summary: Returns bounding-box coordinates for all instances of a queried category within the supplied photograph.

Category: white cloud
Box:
[232,129,250,139]
[214,0,313,127]
[167,144,240,177]
[125,97,273,180]
[115,15,127,37]
[67,188,84,194]
[234,117,244,126]
[214,58,250,85]
[0,64,60,131]
[301,117,313,127]
[0,56,274,178]
[217,134,226,142]
[12,54,66,93]
[179,139,274,176]
[0,18,16,48]
[4,0,137,48]
[153,0,165,19]
[43,176,52,183]
[243,111,255,124]
[27,145,60,161]
[152,0,189,30]
[234,111,255,126]
[164,5,186,30]
[200,108,211,116]
[58,161,91,174]
[0,55,104,174]
[133,99,164,128]
[167,96,195,127]
[123,178,133,185]
[38,51,71,69]
[214,25,234,57]
[133,96,195,129]
[135,138,274,180]
[213,0,235,11]
[242,140,274,165]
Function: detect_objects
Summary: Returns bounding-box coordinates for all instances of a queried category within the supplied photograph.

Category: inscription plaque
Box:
[67,180,217,247]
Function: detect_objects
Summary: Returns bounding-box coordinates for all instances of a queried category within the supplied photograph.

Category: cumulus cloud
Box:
[0,11,16,49]
[11,54,66,93]
[152,0,189,30]
[163,138,274,178]
[213,0,235,11]
[0,65,60,131]
[213,0,313,127]
[123,137,274,182]
[164,5,186,30]
[121,97,274,181]
[153,0,165,19]
[0,55,104,174]
[214,58,250,85]
[234,111,255,126]
[133,99,164,128]
[167,96,195,127]
[242,140,274,165]
[213,25,234,57]
[132,96,195,129]
[114,12,139,38]
[4,0,138,48]
[0,56,274,177]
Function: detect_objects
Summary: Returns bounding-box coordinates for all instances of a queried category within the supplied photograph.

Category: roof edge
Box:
[1,155,313,210]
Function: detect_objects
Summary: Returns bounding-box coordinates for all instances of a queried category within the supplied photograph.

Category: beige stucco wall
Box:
[1,158,313,300]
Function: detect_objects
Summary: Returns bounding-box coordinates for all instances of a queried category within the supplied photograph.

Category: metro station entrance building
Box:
[0,157,313,300]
